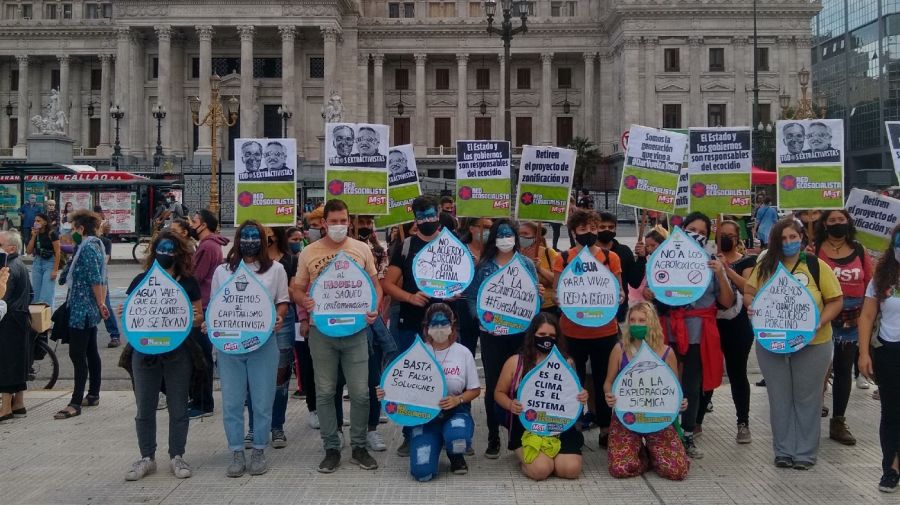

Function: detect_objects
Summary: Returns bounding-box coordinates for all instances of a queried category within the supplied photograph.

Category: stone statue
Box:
[324,92,344,123]
[31,89,68,135]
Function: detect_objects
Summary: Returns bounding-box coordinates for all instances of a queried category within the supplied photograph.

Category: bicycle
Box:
[28,327,60,390]
[132,235,152,263]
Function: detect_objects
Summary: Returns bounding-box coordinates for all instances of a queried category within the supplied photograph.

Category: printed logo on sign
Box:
[242,336,261,349]
[771,341,785,351]
[223,342,239,351]
[328,317,355,326]
[655,271,669,283]
[664,289,694,298]
[385,402,398,414]
[530,423,546,433]
[789,336,806,349]
[212,331,240,339]
[525,409,537,422]
[623,412,636,425]
[139,337,171,347]
[758,331,785,339]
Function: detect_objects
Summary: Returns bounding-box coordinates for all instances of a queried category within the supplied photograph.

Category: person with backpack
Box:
[813,210,872,446]
[745,217,843,470]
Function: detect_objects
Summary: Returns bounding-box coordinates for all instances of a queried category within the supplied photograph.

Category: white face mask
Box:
[429,327,452,343]
[496,237,516,253]
[327,224,348,243]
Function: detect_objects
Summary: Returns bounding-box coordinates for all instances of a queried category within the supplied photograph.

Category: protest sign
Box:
[98,192,137,234]
[325,123,389,215]
[515,145,575,223]
[412,229,475,298]
[60,191,92,213]
[234,138,297,226]
[612,342,683,434]
[750,262,820,353]
[376,144,422,228]
[845,188,900,254]
[517,346,583,436]
[477,253,541,335]
[122,261,193,354]
[557,247,620,327]
[886,122,900,184]
[206,262,276,355]
[687,127,752,215]
[617,125,687,214]
[0,184,20,227]
[775,119,844,210]
[380,336,447,426]
[646,226,712,306]
[309,251,377,337]
[456,140,511,217]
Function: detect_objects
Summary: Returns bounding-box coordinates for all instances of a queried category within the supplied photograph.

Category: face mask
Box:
[357,227,373,241]
[188,225,201,240]
[687,230,708,247]
[480,229,491,244]
[630,325,648,340]
[519,237,536,249]
[827,223,849,239]
[327,224,348,243]
[576,232,598,248]
[72,231,83,245]
[308,228,323,242]
[719,236,735,253]
[289,242,303,254]
[156,254,175,270]
[428,327,452,343]
[240,240,261,257]
[597,230,616,243]
[417,221,439,237]
[496,237,516,253]
[782,240,802,257]
[534,335,556,352]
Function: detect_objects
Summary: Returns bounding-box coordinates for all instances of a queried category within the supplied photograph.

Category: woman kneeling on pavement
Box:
[378,303,481,481]
[118,231,206,481]
[494,313,588,481]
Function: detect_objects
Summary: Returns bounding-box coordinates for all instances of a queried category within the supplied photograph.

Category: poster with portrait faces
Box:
[375,144,421,229]
[325,123,389,215]
[775,119,844,210]
[233,138,297,226]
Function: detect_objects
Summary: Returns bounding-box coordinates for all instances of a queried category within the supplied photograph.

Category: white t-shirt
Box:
[865,280,900,343]
[210,261,290,306]
[428,342,480,396]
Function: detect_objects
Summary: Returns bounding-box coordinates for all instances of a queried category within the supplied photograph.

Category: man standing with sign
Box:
[294,199,383,474]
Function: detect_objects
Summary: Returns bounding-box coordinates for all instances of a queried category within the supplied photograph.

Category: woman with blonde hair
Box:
[603,302,690,480]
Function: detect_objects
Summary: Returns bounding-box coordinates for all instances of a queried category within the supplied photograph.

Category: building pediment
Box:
[746,80,781,92]
[656,80,689,92]
[510,92,539,107]
[701,80,734,92]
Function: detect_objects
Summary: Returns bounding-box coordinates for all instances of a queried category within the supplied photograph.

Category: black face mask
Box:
[719,236,735,253]
[357,227,373,240]
[575,232,598,248]
[827,223,850,239]
[156,255,175,270]
[534,336,556,352]
[597,230,616,243]
[188,226,200,240]
[240,240,262,258]
[418,221,439,236]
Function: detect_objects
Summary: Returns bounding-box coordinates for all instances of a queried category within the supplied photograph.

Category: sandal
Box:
[82,396,100,407]
[12,408,26,418]
[54,407,81,419]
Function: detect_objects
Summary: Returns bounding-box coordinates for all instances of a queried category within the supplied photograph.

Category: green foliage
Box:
[566,136,601,190]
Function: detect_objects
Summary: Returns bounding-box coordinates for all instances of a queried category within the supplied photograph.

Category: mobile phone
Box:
[0,251,7,268]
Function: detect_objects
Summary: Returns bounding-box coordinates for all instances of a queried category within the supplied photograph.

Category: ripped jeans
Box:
[249,308,296,433]
[408,405,474,482]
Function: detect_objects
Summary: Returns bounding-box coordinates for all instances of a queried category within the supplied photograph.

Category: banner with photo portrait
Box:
[234,138,297,226]
[375,144,421,229]
[775,119,844,210]
[885,122,900,184]
[455,140,511,218]
[687,127,752,216]
[325,123,389,215]
[515,145,575,224]
[617,125,687,214]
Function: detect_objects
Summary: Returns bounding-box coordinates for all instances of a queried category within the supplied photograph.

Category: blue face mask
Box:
[289,242,302,254]
[782,240,802,257]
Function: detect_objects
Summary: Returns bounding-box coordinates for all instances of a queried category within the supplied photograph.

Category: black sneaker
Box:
[396,438,410,457]
[350,447,378,470]
[485,438,501,459]
[774,456,793,468]
[879,469,899,493]
[318,449,341,474]
[598,431,609,448]
[107,338,121,348]
[449,454,468,475]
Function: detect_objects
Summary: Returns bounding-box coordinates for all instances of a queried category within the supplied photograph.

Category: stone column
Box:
[195,25,213,155]
[58,55,70,135]
[583,52,595,141]
[734,37,747,126]
[99,54,112,150]
[69,60,82,146]
[372,53,384,125]
[414,53,426,152]
[279,25,296,138]
[237,25,255,138]
[13,55,27,155]
[456,53,468,139]
[114,27,130,152]
[643,38,657,126]
[129,32,145,158]
[170,33,186,155]
[600,53,614,148]
[689,36,702,127]
[541,52,553,145]
[498,54,506,140]
[155,25,172,151]
[0,62,7,149]
[357,53,369,122]
[322,26,339,97]
[622,38,641,130]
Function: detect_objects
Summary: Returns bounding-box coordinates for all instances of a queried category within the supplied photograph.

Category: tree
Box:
[567,136,601,190]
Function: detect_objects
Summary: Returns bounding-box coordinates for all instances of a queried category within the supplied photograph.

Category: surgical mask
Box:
[597,230,616,243]
[687,230,708,247]
[357,227,373,241]
[719,236,735,253]
[827,223,849,239]
[428,327,452,343]
[417,221,439,236]
[289,242,303,254]
[576,232,598,248]
[328,224,348,243]
[307,228,323,242]
[72,231,83,245]
[534,335,556,352]
[519,237,536,249]
[782,240,802,257]
[630,325,648,340]
[156,254,175,270]
[496,237,516,253]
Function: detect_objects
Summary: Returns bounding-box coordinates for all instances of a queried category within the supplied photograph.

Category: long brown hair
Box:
[755,217,804,283]
[225,220,274,273]
[519,312,568,374]
[144,230,194,278]
[873,224,900,302]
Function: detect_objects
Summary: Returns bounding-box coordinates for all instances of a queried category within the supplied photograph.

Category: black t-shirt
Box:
[731,255,757,276]
[126,271,202,327]
[34,230,59,259]
[389,235,437,331]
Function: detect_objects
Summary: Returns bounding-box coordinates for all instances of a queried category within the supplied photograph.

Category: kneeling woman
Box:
[378,303,481,481]
[494,313,588,481]
[604,302,690,480]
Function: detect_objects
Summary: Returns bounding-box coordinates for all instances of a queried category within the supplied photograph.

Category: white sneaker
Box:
[857,376,871,390]
[156,393,167,411]
[308,411,320,429]
[366,431,387,452]
[338,430,346,449]
[170,455,192,479]
[343,418,350,427]
[125,457,157,481]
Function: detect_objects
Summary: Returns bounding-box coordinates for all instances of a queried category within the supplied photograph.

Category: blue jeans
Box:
[104,290,119,339]
[409,407,475,481]
[833,296,863,343]
[31,256,56,306]
[249,309,296,432]
[218,334,278,451]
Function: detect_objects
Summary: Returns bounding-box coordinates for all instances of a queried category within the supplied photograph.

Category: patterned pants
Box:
[607,417,690,480]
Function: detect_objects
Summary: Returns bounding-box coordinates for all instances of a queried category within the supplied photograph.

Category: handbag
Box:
[50,301,70,343]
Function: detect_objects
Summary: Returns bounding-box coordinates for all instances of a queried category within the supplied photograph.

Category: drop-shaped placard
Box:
[412,228,476,298]
[477,253,541,335]
[309,251,377,337]
[612,341,683,434]
[205,261,277,355]
[646,226,712,306]
[750,262,820,353]
[380,335,447,426]
[517,345,583,436]
[557,247,620,327]
[122,260,193,354]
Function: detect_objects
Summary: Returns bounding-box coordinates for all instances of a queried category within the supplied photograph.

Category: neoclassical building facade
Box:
[0,0,820,185]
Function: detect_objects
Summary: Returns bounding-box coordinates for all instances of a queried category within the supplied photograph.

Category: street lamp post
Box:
[484,0,528,143]
[277,106,292,138]
[189,74,239,217]
[152,103,166,167]
[110,104,125,169]
[779,68,828,120]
